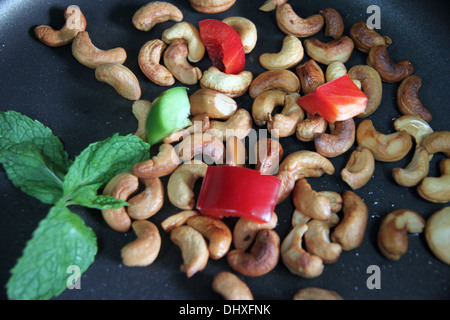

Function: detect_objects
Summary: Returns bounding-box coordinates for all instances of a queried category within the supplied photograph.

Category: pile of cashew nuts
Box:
[34,0,449,300]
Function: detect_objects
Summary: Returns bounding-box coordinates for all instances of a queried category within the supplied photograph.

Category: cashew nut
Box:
[227,229,280,277]
[356,119,413,162]
[275,4,324,38]
[377,209,425,261]
[71,31,127,69]
[249,69,300,99]
[222,17,258,54]
[293,287,343,300]
[163,39,202,85]
[189,88,237,120]
[367,45,414,83]
[292,191,341,228]
[254,138,284,175]
[121,221,161,267]
[421,131,450,158]
[417,158,450,203]
[187,215,232,259]
[320,8,344,39]
[101,172,139,232]
[161,210,199,233]
[296,113,328,142]
[252,89,287,126]
[268,93,304,138]
[392,147,430,187]
[167,160,208,210]
[281,224,324,278]
[127,177,164,220]
[425,207,450,265]
[393,115,434,150]
[292,179,332,221]
[208,108,253,141]
[163,113,211,144]
[233,212,278,251]
[132,1,183,31]
[138,39,175,86]
[162,22,205,63]
[189,0,236,14]
[133,143,180,179]
[225,136,247,167]
[304,219,342,264]
[314,118,356,158]
[175,132,225,165]
[95,63,141,100]
[396,75,432,122]
[212,272,254,300]
[200,67,253,98]
[170,225,209,277]
[296,59,325,94]
[331,191,368,250]
[259,0,288,12]
[34,5,87,47]
[325,61,362,89]
[349,21,392,54]
[341,146,375,190]
[132,99,152,141]
[304,36,354,65]
[259,35,304,70]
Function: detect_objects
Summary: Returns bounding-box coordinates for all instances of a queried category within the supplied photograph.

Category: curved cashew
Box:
[320,8,344,39]
[259,0,288,12]
[95,63,141,100]
[200,67,253,98]
[208,108,253,141]
[254,138,284,175]
[252,89,286,126]
[121,221,161,267]
[233,212,278,251]
[127,177,164,220]
[331,191,368,250]
[325,61,362,89]
[292,179,331,221]
[268,93,304,138]
[304,36,354,65]
[341,146,375,190]
[189,0,236,14]
[225,136,247,167]
[72,31,127,69]
[170,225,209,277]
[101,172,139,232]
[275,4,324,38]
[304,219,342,264]
[296,113,328,142]
[212,271,254,300]
[281,224,324,278]
[162,22,205,63]
[227,229,280,277]
[296,59,325,94]
[138,39,174,86]
[367,45,414,83]
[133,143,180,179]
[163,39,202,85]
[417,158,450,203]
[175,132,225,165]
[223,17,258,54]
[397,75,432,122]
[132,100,152,141]
[249,70,300,99]
[421,131,450,158]
[34,5,87,47]
[189,88,237,120]
[161,210,199,233]
[349,21,392,54]
[314,118,356,158]
[187,215,232,259]
[167,160,208,210]
[163,113,211,144]
[425,207,450,265]
[356,119,413,162]
[132,1,183,31]
[259,35,304,70]
[392,147,429,187]
[293,287,343,300]
[393,115,434,151]
[292,206,340,228]
[348,65,382,117]
[377,209,425,261]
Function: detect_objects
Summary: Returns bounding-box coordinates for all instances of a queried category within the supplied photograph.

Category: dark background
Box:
[0,0,449,300]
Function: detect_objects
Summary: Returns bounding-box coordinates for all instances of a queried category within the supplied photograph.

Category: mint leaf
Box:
[69,183,129,210]
[6,205,97,300]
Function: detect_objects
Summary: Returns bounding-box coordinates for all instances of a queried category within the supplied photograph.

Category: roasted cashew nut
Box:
[167,160,208,210]
[392,147,429,187]
[101,172,139,232]
[421,131,450,158]
[296,59,325,94]
[187,215,232,259]
[281,224,324,278]
[349,21,392,54]
[417,158,450,203]
[34,5,87,47]
[72,31,127,69]
[377,209,425,261]
[331,191,368,251]
[275,4,324,38]
[320,8,344,39]
[133,143,180,179]
[163,113,211,144]
[425,207,450,265]
[189,88,238,120]
[292,179,332,221]
[163,39,202,85]
[356,119,413,162]
[254,138,284,175]
[296,113,328,142]
[233,212,278,251]
[175,132,225,165]
[347,65,382,117]
[207,108,253,141]
[397,75,432,122]
[222,17,258,54]
[252,89,286,126]
[161,210,199,233]
[132,1,183,31]
[314,118,356,158]
[121,221,161,267]
[259,35,304,70]
[367,45,414,83]
[162,22,205,63]
[138,39,175,86]
[212,272,254,300]
[200,67,253,98]
[304,219,342,264]
[95,63,141,100]
[259,0,288,12]
[341,146,375,190]
[304,36,354,65]
[127,177,164,220]
[268,93,304,138]
[227,229,280,277]
[393,115,434,151]
[170,225,209,277]
[249,69,300,99]
[225,136,247,167]
[293,287,343,300]
[189,0,236,14]
[132,100,152,141]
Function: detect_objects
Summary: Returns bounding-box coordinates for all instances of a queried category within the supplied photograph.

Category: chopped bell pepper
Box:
[198,19,246,75]
[297,74,368,123]
[196,166,281,223]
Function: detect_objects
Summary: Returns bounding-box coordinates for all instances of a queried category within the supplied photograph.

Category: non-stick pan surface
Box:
[0,0,449,300]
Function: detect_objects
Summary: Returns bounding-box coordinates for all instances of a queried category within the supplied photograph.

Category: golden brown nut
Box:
[121,221,161,267]
[397,75,432,122]
[132,100,152,141]
[132,1,183,31]
[268,93,304,138]
[259,0,288,12]
[175,132,225,165]
[304,36,354,65]
[417,158,450,203]
[127,177,164,220]
[162,22,205,63]
[292,179,332,221]
[138,39,175,86]
[296,113,328,142]
[160,210,199,233]
[425,207,450,265]
[208,108,253,141]
[367,45,414,83]
[163,39,202,85]
[421,131,450,158]
[212,272,254,300]
[233,213,278,251]
[296,59,325,94]
[341,146,375,190]
[304,219,342,264]
[225,136,247,167]
[222,17,257,54]
[393,115,434,150]
[252,89,287,126]
[392,147,429,187]
[95,63,141,100]
[249,70,300,99]
[133,143,180,179]
[189,88,237,120]
[314,118,356,158]
[200,67,253,98]
[276,4,324,38]
[293,287,343,300]
[189,0,236,14]
[349,21,392,53]
[254,138,284,175]
[259,35,304,70]
[320,8,344,39]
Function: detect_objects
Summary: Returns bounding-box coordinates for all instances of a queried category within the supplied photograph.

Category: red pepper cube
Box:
[196,166,281,223]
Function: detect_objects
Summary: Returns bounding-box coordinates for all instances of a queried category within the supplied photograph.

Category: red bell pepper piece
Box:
[297,74,368,123]
[196,166,281,223]
[198,19,246,75]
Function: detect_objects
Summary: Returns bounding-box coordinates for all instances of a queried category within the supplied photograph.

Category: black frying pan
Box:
[0,0,449,300]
